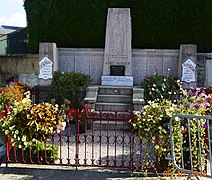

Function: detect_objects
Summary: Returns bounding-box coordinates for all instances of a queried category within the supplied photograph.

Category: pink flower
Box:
[196,87,201,92]
[188,89,192,94]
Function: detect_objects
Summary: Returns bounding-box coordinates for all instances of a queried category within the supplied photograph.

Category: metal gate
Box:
[169,114,212,179]
[5,111,147,170]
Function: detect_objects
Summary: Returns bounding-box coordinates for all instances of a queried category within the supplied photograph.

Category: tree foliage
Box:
[24,0,212,53]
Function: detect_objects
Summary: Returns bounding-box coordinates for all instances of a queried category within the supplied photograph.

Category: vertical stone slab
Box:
[132,50,147,85]
[147,51,163,76]
[90,50,104,84]
[205,59,212,87]
[59,48,75,72]
[75,50,90,74]
[38,43,58,86]
[178,44,197,88]
[103,8,132,76]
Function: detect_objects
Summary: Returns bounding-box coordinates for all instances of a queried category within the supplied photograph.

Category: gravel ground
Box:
[52,125,145,167]
[0,126,211,179]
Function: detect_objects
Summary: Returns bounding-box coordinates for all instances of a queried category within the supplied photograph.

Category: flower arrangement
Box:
[0,92,66,149]
[131,75,211,173]
[0,81,30,111]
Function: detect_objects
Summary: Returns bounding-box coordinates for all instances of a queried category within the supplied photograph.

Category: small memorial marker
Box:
[182,59,196,83]
[39,57,53,80]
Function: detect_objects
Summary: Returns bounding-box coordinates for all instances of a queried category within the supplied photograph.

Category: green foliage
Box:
[24,0,212,53]
[141,74,178,102]
[0,92,65,149]
[48,71,91,108]
[131,80,210,172]
[16,142,59,163]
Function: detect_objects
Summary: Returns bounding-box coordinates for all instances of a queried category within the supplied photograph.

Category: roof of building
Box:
[0,25,24,35]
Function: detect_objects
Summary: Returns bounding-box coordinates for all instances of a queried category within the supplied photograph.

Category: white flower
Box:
[62,122,66,130]
[153,84,156,87]
[158,126,162,130]
[22,136,26,142]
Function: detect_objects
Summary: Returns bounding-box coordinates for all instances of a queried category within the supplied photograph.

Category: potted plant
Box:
[0,91,66,149]
[0,82,30,118]
[131,77,210,173]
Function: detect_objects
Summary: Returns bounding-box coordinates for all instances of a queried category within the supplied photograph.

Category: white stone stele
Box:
[39,57,53,80]
[181,59,196,83]
[101,75,133,86]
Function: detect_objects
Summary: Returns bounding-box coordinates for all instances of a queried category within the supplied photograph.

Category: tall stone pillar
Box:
[38,43,58,86]
[178,44,197,89]
[102,8,133,86]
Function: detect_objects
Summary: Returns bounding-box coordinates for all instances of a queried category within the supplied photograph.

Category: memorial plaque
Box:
[182,59,196,83]
[39,57,53,80]
[110,65,125,76]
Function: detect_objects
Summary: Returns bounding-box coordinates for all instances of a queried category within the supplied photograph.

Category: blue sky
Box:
[0,0,26,27]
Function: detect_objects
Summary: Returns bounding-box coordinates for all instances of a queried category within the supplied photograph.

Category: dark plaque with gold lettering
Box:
[110,65,125,76]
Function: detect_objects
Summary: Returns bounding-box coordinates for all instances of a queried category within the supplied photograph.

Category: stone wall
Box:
[0,54,39,86]
[59,48,180,85]
[0,48,211,87]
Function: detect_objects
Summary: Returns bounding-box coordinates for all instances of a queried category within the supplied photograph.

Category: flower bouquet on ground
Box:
[66,100,92,134]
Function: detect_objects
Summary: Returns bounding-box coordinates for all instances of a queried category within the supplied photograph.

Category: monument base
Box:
[101,76,133,86]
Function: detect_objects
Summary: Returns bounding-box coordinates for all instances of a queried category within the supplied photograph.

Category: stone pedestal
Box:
[84,86,98,110]
[133,87,145,111]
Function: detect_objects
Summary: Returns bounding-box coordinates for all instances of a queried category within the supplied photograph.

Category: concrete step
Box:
[95,102,133,111]
[98,86,132,95]
[97,94,132,103]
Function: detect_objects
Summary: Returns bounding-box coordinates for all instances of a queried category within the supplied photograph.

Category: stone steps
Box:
[98,86,132,95]
[96,86,133,112]
[97,94,132,103]
[95,102,133,111]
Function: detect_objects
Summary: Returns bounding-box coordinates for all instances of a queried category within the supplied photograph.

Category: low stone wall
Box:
[0,48,211,88]
[59,48,179,85]
[0,54,39,86]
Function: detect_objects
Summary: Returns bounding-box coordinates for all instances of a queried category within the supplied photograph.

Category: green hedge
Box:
[24,0,212,53]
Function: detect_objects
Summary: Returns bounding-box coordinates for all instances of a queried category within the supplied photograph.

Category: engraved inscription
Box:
[110,65,125,76]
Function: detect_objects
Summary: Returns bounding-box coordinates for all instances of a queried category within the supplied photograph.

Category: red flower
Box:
[69,108,77,116]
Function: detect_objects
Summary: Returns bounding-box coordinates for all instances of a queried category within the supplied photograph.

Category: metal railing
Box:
[5,110,166,171]
[5,111,137,169]
[169,114,212,179]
